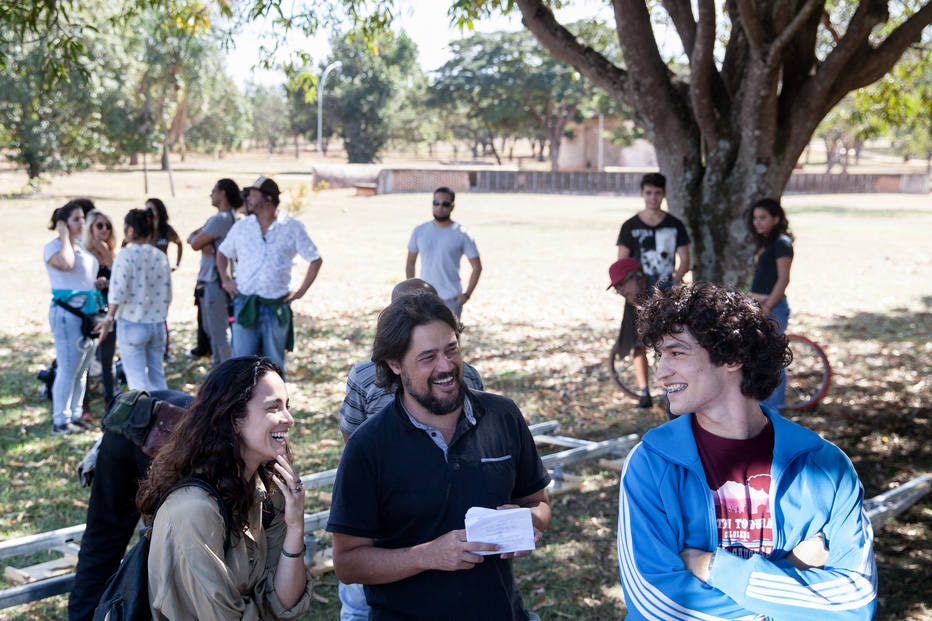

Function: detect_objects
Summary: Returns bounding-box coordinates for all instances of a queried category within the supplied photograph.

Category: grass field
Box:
[0,156,930,619]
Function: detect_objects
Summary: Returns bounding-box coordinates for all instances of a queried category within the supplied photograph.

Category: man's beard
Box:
[433,213,451,223]
[401,370,465,416]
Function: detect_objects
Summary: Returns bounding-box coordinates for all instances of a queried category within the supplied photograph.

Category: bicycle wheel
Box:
[784,334,832,411]
[608,343,651,400]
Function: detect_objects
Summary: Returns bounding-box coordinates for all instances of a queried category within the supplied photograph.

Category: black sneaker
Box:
[52,422,81,436]
[69,418,92,431]
[637,394,653,409]
[188,347,210,358]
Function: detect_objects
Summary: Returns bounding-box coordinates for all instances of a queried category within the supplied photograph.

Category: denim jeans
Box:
[338,581,370,621]
[200,280,232,365]
[763,296,790,411]
[116,320,167,391]
[49,304,96,427]
[231,297,290,374]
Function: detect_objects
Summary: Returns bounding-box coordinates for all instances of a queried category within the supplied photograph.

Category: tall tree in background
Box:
[327,31,421,163]
[248,84,290,153]
[497,0,932,282]
[0,27,112,180]
[431,30,599,170]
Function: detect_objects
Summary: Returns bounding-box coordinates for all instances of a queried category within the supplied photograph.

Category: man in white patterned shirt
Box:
[217,176,323,374]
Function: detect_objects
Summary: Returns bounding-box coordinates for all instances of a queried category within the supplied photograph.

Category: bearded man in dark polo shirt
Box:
[327,293,551,621]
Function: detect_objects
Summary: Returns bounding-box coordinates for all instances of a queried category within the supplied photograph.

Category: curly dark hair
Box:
[372,292,460,391]
[636,282,791,400]
[746,197,794,248]
[137,356,289,539]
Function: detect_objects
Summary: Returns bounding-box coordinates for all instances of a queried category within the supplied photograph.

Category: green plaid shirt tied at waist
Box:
[234,294,295,351]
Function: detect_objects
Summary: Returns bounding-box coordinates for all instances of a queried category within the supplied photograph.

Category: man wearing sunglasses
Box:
[405,187,482,320]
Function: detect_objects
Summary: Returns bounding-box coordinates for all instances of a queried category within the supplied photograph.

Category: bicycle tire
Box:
[784,334,832,411]
[608,343,649,400]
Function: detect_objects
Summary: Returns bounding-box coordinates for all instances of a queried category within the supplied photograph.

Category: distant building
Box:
[558,117,658,171]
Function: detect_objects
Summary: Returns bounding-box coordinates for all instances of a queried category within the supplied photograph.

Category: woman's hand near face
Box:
[271,454,305,530]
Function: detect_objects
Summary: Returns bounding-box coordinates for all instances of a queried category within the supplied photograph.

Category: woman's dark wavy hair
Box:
[145,197,173,240]
[137,356,289,539]
[48,199,93,230]
[372,292,461,391]
[217,178,245,209]
[746,197,794,248]
[124,208,153,241]
[636,282,791,400]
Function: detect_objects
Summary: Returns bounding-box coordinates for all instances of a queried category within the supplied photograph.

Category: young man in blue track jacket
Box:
[617,282,876,621]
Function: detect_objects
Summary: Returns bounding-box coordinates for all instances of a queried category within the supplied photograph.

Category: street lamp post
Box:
[317,61,343,155]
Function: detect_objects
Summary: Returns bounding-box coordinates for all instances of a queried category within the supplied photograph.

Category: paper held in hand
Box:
[464,506,535,556]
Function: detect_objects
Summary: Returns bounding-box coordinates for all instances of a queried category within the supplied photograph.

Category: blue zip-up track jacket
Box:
[617,409,876,620]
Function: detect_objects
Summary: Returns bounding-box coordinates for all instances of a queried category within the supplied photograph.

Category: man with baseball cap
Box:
[217,175,323,374]
[608,257,652,408]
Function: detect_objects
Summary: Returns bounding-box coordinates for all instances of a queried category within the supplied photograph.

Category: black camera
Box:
[37,360,57,400]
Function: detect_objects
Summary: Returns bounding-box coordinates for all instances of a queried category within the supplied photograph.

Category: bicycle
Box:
[608,333,832,412]
[783,333,832,411]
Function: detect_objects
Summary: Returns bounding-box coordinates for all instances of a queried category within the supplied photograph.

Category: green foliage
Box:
[0,34,108,178]
[430,27,604,169]
[0,3,245,178]
[326,30,422,163]
[248,84,291,153]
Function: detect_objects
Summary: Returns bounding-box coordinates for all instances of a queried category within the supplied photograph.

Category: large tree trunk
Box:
[515,0,932,283]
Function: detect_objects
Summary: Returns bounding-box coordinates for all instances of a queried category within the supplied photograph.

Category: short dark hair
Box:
[217,178,244,208]
[372,293,461,391]
[48,199,90,230]
[636,282,790,400]
[434,186,455,203]
[640,173,666,190]
[124,208,153,240]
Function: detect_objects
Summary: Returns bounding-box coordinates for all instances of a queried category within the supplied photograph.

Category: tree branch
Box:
[660,0,697,59]
[767,0,824,63]
[513,0,628,100]
[689,0,720,144]
[828,2,932,100]
[734,0,764,59]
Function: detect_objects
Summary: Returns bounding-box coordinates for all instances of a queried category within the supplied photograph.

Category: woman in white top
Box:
[98,209,172,391]
[44,200,100,435]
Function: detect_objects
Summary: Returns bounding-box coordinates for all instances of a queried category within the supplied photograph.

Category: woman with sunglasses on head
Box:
[44,200,101,435]
[83,209,119,411]
[138,356,313,619]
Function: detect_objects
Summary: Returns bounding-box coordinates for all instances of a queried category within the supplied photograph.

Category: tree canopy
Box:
[3,0,929,280]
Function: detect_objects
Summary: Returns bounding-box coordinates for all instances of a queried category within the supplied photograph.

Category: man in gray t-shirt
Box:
[187,179,241,365]
[405,186,482,320]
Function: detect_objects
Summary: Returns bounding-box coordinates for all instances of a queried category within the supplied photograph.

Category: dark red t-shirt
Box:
[692,417,775,558]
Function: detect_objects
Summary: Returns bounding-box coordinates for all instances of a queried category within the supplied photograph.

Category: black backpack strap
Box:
[164,478,233,552]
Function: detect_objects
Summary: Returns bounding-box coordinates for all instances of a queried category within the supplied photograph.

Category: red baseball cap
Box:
[607,258,643,290]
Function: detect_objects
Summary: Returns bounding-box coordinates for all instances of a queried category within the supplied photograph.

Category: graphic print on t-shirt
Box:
[630,227,679,282]
[712,473,774,558]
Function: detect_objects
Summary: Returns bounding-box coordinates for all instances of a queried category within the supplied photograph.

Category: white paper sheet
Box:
[464,506,535,556]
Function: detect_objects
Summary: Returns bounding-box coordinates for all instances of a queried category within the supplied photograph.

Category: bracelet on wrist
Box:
[281,544,306,558]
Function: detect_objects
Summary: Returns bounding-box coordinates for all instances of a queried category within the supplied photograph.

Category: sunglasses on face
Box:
[95,221,112,231]
[432,200,453,208]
